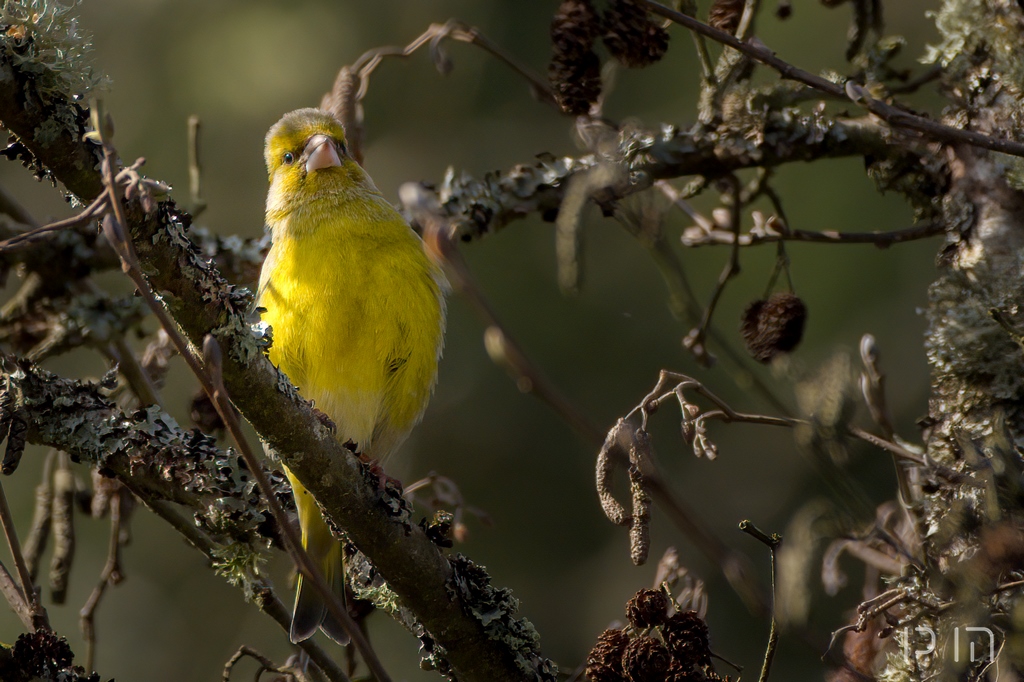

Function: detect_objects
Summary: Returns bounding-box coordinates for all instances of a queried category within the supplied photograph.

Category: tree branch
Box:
[642,0,1024,159]
[402,114,920,241]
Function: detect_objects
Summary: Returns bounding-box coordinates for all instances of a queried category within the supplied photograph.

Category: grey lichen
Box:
[925,0,1024,97]
[926,274,1024,415]
[447,554,558,681]
[149,202,267,367]
[32,117,61,147]
[0,1,107,200]
[346,548,408,619]
[345,547,470,679]
[6,358,292,546]
[0,0,109,103]
[191,227,270,287]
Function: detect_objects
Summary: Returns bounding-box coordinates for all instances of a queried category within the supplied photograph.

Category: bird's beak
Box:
[304,134,341,173]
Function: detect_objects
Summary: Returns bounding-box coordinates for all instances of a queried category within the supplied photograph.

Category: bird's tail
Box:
[287,468,350,645]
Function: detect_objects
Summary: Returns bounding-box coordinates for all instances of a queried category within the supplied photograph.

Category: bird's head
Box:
[264,108,369,220]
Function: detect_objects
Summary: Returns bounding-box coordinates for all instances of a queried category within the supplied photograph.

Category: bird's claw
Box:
[311,407,337,433]
[358,453,403,491]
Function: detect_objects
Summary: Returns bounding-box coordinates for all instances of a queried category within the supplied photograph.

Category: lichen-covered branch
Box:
[6,358,290,544]
[407,112,940,241]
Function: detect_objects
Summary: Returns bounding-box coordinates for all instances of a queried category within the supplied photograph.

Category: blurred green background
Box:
[0,1,941,680]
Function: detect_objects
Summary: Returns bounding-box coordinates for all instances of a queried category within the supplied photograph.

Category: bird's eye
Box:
[283,152,295,165]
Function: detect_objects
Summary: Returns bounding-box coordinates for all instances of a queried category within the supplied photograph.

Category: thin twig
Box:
[409,183,604,444]
[626,201,792,416]
[0,558,32,630]
[48,452,75,604]
[223,645,293,682]
[700,0,762,122]
[80,489,124,673]
[139,496,350,682]
[847,426,926,466]
[187,115,207,219]
[108,336,163,409]
[349,21,552,106]
[887,63,943,95]
[836,538,905,577]
[0,192,107,255]
[993,579,1024,594]
[628,369,949,483]
[857,587,909,617]
[0,477,48,629]
[643,0,1024,159]
[482,327,603,443]
[678,218,946,248]
[739,520,781,682]
[684,176,742,366]
[201,336,386,681]
[324,20,554,162]
[734,0,762,42]
[632,370,797,431]
[647,477,767,614]
[0,182,40,228]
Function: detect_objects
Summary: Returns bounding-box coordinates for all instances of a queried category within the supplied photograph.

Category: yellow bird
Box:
[257,108,446,643]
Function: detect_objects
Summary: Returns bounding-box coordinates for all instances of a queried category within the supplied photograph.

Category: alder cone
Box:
[666,659,704,682]
[740,292,807,362]
[662,610,712,669]
[585,628,630,682]
[549,48,602,115]
[549,0,603,114]
[586,663,627,682]
[602,0,669,68]
[621,635,671,682]
[625,588,670,628]
[551,0,600,56]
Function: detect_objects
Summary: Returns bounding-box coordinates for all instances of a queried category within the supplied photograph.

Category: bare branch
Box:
[677,212,946,249]
[643,0,1024,159]
[0,475,48,629]
[80,488,124,673]
[738,520,781,682]
[682,175,743,366]
[0,559,32,630]
[141,499,349,682]
[0,192,107,256]
[321,20,554,164]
